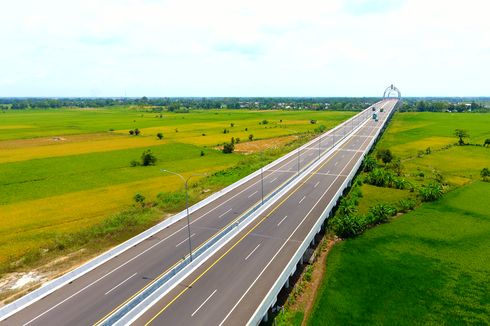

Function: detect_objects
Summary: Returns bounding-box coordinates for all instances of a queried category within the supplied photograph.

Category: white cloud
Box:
[0,0,488,96]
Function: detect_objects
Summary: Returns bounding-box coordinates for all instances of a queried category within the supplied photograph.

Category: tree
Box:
[484,139,490,147]
[200,150,205,157]
[134,128,141,136]
[230,123,234,127]
[133,193,145,206]
[481,167,490,181]
[248,134,254,141]
[129,129,135,135]
[222,142,235,154]
[141,149,157,166]
[156,132,164,140]
[376,149,393,164]
[454,129,469,145]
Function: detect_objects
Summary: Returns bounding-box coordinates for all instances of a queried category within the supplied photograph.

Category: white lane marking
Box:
[299,196,306,204]
[248,191,258,198]
[176,233,195,247]
[314,181,320,188]
[20,110,370,324]
[326,170,330,174]
[269,177,278,183]
[218,208,232,218]
[191,289,217,317]
[334,162,338,166]
[244,244,261,261]
[277,215,288,226]
[104,273,137,296]
[218,103,383,326]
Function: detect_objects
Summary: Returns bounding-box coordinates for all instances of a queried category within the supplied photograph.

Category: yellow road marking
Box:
[143,128,363,325]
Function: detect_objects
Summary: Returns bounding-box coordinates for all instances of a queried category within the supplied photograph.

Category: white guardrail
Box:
[247,100,398,325]
[105,106,375,325]
[0,101,380,322]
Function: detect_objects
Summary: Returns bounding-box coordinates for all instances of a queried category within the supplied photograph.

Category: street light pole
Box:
[161,169,206,262]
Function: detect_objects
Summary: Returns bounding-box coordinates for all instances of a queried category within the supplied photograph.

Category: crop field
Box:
[0,107,353,276]
[309,181,490,325]
[275,111,490,325]
[358,111,490,209]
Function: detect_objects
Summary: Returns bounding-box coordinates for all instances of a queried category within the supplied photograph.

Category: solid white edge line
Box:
[220,101,393,326]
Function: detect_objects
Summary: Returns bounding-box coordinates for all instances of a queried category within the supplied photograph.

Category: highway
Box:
[1,101,382,326]
[132,99,397,326]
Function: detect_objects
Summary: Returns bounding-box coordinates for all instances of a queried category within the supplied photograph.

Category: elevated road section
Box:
[1,100,388,326]
[126,99,398,325]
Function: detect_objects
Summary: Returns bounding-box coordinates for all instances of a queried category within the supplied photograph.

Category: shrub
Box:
[200,150,205,157]
[365,168,394,187]
[133,193,145,206]
[134,128,141,136]
[310,119,317,124]
[419,182,444,202]
[331,214,366,239]
[337,198,358,217]
[129,129,135,135]
[230,123,234,127]
[484,139,490,147]
[376,149,393,164]
[156,132,164,140]
[141,149,157,166]
[248,134,254,141]
[398,198,417,212]
[367,203,397,224]
[222,142,235,154]
[481,167,490,181]
[362,156,378,172]
[425,147,432,154]
[235,137,240,143]
[261,119,269,125]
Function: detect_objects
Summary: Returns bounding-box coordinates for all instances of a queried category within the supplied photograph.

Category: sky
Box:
[0,0,489,97]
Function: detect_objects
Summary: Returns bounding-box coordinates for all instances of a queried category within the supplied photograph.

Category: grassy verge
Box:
[0,133,315,300]
[308,181,490,325]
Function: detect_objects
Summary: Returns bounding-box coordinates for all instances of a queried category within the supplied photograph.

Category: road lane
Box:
[133,99,397,326]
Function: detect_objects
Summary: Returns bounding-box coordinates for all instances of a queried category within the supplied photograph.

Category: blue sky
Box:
[0,0,488,97]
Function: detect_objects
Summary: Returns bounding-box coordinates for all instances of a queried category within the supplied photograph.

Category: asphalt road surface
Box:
[2,101,387,326]
[130,99,398,326]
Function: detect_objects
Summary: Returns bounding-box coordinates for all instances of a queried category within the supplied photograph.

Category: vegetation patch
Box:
[308,181,490,325]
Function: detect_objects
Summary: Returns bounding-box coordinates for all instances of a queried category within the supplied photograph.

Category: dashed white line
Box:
[334,162,338,166]
[299,196,306,204]
[176,233,195,247]
[244,244,261,261]
[104,273,137,296]
[218,208,232,218]
[191,289,217,317]
[314,181,320,188]
[277,215,288,226]
[270,177,278,183]
[248,191,258,198]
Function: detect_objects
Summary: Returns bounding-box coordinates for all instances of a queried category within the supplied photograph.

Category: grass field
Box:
[274,111,490,325]
[357,112,490,210]
[309,181,490,325]
[0,107,354,278]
